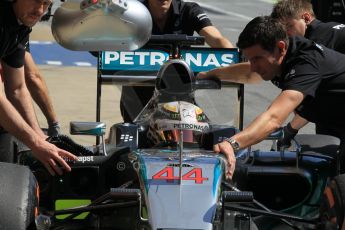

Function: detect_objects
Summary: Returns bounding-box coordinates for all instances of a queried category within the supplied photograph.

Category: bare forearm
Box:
[231,90,304,149]
[0,94,44,149]
[26,73,58,124]
[205,62,262,84]
[2,62,45,137]
[6,86,45,137]
[24,52,58,125]
[199,26,234,48]
[206,37,234,48]
[232,111,282,148]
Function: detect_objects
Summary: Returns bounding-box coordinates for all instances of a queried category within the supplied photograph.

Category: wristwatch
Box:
[224,138,240,152]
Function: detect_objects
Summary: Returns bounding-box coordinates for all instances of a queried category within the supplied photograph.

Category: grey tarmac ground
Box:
[31,24,122,145]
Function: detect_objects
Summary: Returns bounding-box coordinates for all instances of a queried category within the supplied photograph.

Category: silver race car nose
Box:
[51,0,152,51]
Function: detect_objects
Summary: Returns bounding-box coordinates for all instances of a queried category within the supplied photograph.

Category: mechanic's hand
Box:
[196,71,207,79]
[48,121,61,137]
[277,123,299,149]
[32,140,77,176]
[214,141,236,179]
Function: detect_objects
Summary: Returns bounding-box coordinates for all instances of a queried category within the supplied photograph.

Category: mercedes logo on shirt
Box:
[284,69,296,81]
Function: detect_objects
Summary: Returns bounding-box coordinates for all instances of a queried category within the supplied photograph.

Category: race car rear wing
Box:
[99,47,240,84]
[97,46,244,142]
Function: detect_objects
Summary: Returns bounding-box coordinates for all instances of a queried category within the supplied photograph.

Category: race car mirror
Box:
[51,0,152,51]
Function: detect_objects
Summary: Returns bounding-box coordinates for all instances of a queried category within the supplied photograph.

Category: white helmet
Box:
[147,101,209,146]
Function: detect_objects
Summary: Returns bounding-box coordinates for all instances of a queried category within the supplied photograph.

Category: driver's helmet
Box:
[147,101,209,146]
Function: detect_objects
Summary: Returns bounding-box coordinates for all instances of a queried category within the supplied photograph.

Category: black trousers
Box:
[316,123,345,172]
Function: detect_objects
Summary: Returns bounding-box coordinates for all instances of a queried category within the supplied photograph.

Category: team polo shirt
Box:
[305,19,345,54]
[272,36,345,126]
[121,0,213,122]
[142,0,213,35]
[0,1,31,68]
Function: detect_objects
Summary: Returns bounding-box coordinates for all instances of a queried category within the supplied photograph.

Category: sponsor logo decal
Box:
[101,49,239,72]
[284,68,296,81]
[315,43,324,51]
[78,156,94,163]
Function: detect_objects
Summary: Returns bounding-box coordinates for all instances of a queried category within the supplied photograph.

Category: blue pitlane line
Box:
[30,41,97,67]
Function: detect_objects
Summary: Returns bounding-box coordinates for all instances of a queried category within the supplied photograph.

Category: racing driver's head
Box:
[147,101,209,147]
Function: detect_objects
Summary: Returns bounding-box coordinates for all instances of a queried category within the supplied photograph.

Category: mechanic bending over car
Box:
[1,42,61,136]
[0,0,60,136]
[0,0,77,175]
[120,0,234,123]
[24,3,61,137]
[198,16,345,179]
[270,0,345,155]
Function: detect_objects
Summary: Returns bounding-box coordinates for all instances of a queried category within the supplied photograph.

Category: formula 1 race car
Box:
[1,33,344,230]
[0,1,344,228]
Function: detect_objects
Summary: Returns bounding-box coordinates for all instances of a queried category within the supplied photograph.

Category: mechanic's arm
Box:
[215,89,304,178]
[2,62,46,138]
[0,72,77,175]
[199,26,234,48]
[24,52,60,134]
[198,62,262,84]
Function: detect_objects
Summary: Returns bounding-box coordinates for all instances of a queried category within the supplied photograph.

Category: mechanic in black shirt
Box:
[120,0,233,122]
[199,16,345,178]
[0,0,77,175]
[272,0,345,53]
[271,0,345,147]
[0,2,60,135]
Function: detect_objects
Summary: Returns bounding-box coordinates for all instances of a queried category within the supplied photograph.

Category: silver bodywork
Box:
[70,121,106,136]
[133,149,226,229]
[51,0,152,51]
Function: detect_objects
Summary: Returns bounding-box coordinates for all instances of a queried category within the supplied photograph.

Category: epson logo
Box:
[62,156,94,163]
[77,156,94,163]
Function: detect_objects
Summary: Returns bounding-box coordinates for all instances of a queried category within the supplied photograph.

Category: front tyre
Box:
[319,174,345,229]
[0,162,39,230]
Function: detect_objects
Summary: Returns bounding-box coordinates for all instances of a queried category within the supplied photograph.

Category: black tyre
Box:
[319,174,345,229]
[0,162,39,230]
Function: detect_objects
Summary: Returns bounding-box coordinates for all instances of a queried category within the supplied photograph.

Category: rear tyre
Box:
[0,162,38,230]
[320,174,345,229]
